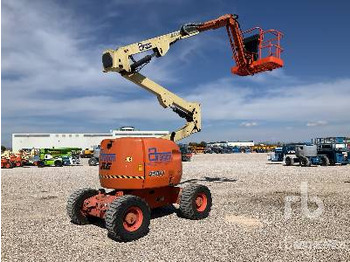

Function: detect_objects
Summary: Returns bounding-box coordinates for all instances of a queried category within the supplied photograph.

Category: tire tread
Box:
[179,184,212,220]
[67,188,98,225]
[105,195,150,242]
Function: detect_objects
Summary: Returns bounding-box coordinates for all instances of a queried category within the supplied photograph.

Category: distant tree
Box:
[199,141,207,147]
[1,145,6,152]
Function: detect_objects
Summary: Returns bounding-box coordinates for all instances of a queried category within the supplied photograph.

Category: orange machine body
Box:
[99,137,182,190]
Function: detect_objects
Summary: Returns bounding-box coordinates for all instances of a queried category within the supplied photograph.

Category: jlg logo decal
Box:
[148,148,171,162]
[100,152,116,170]
[138,42,152,51]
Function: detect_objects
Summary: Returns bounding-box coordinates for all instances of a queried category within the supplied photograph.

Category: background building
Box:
[12,127,169,152]
[227,140,254,147]
[208,140,254,148]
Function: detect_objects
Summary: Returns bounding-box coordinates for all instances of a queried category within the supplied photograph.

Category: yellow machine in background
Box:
[80,148,94,158]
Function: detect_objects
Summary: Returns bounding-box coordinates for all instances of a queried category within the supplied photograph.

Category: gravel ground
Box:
[2,154,350,261]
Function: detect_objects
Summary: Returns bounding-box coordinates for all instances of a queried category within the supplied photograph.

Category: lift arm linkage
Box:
[121,72,201,142]
[102,14,283,142]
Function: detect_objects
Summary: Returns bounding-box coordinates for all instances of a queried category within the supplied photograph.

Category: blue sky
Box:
[2,0,350,147]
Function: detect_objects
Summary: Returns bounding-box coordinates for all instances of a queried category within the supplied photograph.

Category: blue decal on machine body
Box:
[100,152,116,162]
[148,148,171,162]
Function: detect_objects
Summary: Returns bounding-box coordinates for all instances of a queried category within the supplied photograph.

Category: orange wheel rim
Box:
[123,206,143,232]
[195,193,208,212]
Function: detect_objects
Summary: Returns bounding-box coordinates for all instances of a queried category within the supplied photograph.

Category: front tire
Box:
[105,195,151,242]
[54,160,63,167]
[301,157,311,167]
[88,157,98,166]
[67,188,98,225]
[285,157,294,166]
[179,184,212,220]
[37,161,45,168]
[320,155,330,166]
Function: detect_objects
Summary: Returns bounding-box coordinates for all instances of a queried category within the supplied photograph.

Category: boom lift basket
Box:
[231,27,284,76]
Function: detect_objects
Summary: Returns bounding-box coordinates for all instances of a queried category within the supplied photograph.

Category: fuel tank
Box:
[99,137,182,189]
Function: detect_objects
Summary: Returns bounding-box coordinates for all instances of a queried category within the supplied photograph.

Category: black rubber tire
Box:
[67,188,98,225]
[37,161,45,168]
[321,155,330,166]
[179,184,212,220]
[285,157,294,166]
[72,156,80,165]
[54,160,63,167]
[105,195,151,242]
[301,157,311,167]
[88,157,98,166]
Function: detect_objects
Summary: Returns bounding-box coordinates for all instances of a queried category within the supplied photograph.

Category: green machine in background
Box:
[37,147,81,167]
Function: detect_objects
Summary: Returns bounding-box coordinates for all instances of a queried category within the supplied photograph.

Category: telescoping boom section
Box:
[102,14,284,142]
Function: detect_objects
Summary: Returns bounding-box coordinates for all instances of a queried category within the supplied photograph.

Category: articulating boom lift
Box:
[67,14,284,242]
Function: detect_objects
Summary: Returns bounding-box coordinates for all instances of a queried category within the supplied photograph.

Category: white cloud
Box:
[2,0,179,96]
[243,69,300,84]
[2,0,125,95]
[240,122,258,127]
[306,121,328,127]
[186,77,350,124]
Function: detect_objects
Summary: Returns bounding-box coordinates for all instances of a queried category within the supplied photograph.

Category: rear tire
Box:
[285,157,294,166]
[179,184,212,220]
[106,195,151,242]
[301,157,311,167]
[320,155,330,166]
[88,157,98,166]
[54,160,63,167]
[37,161,45,168]
[67,188,98,225]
